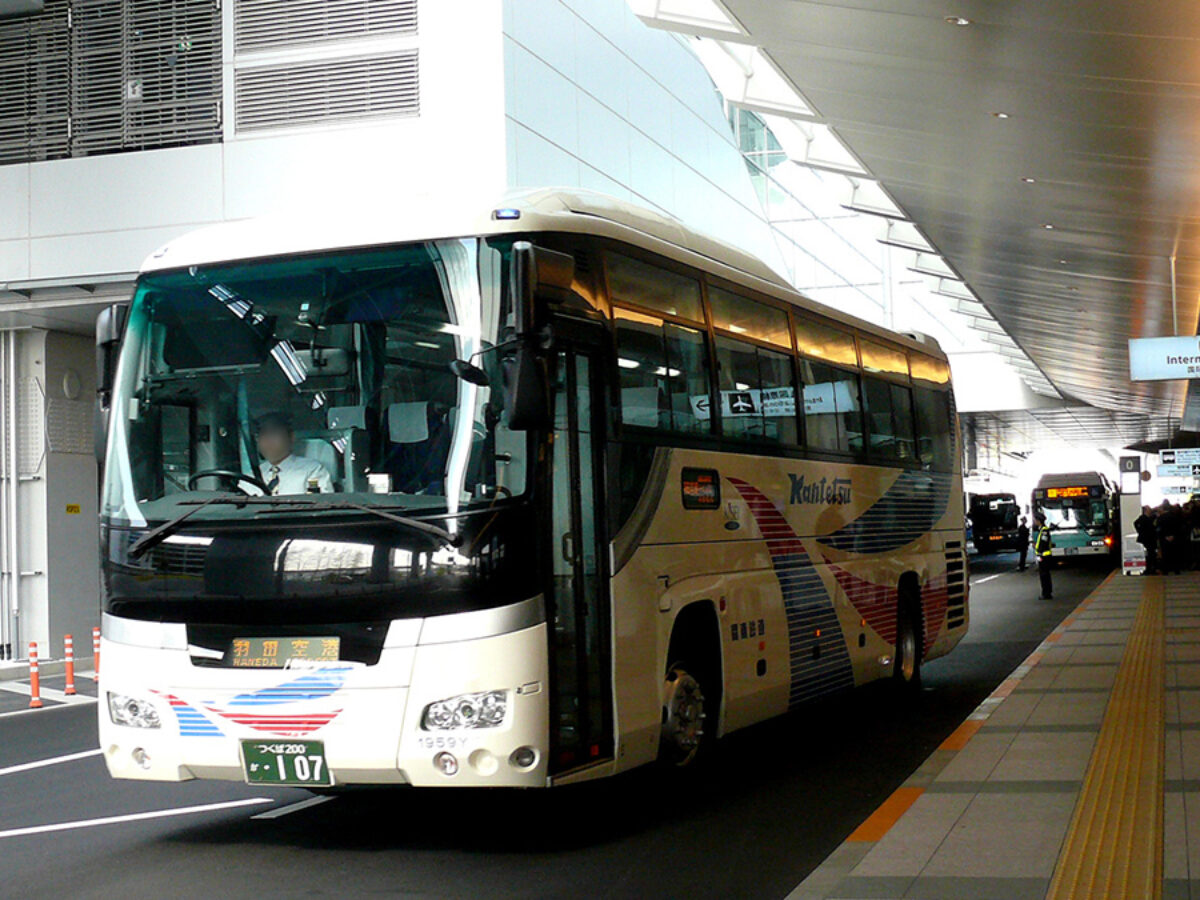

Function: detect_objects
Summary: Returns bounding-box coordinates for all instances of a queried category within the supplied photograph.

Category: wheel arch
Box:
[664,599,725,737]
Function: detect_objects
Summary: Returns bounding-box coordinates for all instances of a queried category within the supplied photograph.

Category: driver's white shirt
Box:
[250,454,333,495]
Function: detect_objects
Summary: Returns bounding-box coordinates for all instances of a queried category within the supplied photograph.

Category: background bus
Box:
[968,493,1022,554]
[1032,472,1117,561]
[95,188,968,790]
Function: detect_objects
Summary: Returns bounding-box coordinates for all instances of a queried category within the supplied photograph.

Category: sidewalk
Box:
[791,571,1190,900]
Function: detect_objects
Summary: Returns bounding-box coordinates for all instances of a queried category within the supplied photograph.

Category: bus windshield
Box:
[103,238,526,529]
[1041,497,1108,533]
[969,495,1018,529]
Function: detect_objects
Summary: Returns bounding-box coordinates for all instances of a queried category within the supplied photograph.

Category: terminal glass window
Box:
[614,309,710,434]
[715,336,798,445]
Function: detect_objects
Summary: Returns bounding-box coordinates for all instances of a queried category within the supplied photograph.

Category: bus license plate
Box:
[241,740,331,786]
[1066,547,1079,556]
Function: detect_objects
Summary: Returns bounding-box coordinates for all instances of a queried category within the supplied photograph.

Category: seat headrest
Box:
[388,402,429,443]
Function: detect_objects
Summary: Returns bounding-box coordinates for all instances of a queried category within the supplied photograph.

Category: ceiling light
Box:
[1021,177,1036,184]
[1058,259,1068,264]
[945,16,970,26]
[992,112,1010,119]
[1043,223,1055,229]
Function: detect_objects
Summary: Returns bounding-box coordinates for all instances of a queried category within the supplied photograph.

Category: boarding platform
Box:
[792,571,1195,900]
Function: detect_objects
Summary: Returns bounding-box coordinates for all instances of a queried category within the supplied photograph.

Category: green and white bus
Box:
[1032,472,1117,560]
[96,189,968,789]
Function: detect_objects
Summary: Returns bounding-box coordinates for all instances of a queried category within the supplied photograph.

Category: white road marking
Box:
[0,703,89,720]
[0,680,96,705]
[0,798,273,840]
[971,572,1007,586]
[0,749,102,777]
[251,795,334,820]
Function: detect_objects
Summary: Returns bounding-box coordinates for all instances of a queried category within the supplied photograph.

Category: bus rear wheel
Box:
[660,664,707,767]
[893,597,923,688]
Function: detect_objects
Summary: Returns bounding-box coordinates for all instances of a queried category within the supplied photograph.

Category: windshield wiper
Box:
[127,496,459,560]
[127,496,227,560]
[249,497,461,547]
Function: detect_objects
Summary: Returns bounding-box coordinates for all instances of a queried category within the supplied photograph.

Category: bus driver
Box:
[252,412,334,495]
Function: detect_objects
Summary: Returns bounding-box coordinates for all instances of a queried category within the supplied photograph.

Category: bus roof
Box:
[139,187,948,361]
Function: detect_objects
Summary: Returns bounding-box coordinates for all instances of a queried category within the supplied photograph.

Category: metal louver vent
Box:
[235,51,418,133]
[0,0,69,163]
[71,0,221,155]
[234,0,417,53]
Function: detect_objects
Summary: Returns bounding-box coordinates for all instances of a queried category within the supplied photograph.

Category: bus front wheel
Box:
[660,664,707,767]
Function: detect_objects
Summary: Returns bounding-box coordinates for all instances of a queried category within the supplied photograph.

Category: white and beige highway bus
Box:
[96,188,968,789]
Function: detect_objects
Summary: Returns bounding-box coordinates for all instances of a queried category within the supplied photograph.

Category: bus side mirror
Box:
[503,242,574,432]
[95,304,127,460]
[503,346,550,431]
[511,241,576,336]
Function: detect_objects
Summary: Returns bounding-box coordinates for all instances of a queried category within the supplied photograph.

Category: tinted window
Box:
[794,318,857,367]
[914,386,954,471]
[607,254,703,321]
[864,376,916,463]
[614,309,710,434]
[708,286,791,348]
[860,340,909,378]
[800,360,862,454]
[910,353,950,385]
[715,336,799,445]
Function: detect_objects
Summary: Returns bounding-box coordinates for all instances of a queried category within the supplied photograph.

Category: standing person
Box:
[1134,505,1158,575]
[1034,514,1054,599]
[1188,500,1200,569]
[1157,501,1184,575]
[1016,516,1030,571]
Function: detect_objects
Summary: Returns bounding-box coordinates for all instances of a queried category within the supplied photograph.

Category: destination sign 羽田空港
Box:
[228,636,340,668]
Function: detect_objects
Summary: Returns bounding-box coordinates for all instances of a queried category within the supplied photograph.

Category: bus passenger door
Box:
[548,346,613,772]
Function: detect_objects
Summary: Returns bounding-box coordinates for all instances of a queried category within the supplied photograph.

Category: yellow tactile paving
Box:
[1045,576,1165,900]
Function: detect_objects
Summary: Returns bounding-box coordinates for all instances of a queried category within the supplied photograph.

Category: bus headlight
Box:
[421,691,507,730]
[107,692,162,729]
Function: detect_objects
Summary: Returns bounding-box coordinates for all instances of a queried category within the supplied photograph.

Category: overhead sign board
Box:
[1157,464,1200,478]
[1160,449,1200,466]
[1163,485,1192,495]
[1130,336,1200,381]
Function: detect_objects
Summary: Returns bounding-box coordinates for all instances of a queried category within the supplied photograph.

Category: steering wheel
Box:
[187,469,272,495]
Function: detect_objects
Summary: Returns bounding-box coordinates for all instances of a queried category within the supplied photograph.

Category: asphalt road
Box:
[0,553,1109,900]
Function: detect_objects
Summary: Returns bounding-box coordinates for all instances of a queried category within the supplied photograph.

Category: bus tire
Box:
[659,603,722,767]
[893,588,923,689]
[660,663,708,767]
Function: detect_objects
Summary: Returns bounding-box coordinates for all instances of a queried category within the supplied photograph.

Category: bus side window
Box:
[715,336,798,445]
[863,377,916,463]
[913,386,953,471]
[863,377,898,461]
[800,360,861,454]
[614,308,711,435]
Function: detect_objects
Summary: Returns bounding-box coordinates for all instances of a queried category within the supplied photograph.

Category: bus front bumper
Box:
[98,615,551,789]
